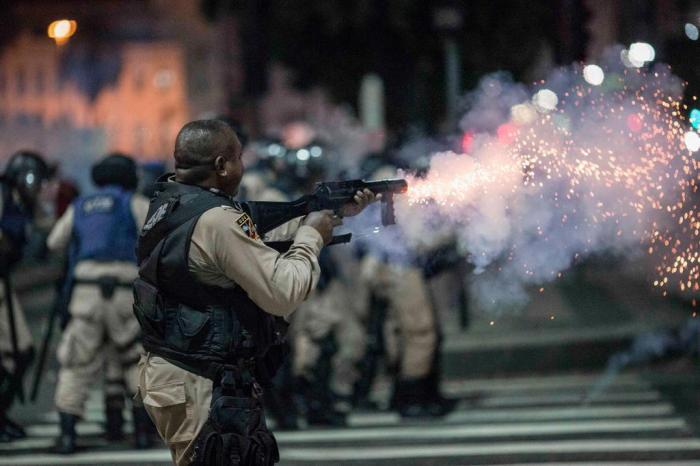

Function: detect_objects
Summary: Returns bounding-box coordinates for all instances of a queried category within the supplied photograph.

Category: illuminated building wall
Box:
[92,42,189,158]
[0,33,188,160]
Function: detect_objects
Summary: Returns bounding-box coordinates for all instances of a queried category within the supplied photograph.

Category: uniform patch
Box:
[236,213,259,240]
[142,202,168,232]
[82,195,115,215]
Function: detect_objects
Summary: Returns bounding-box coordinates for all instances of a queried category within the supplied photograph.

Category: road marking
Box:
[26,422,133,438]
[441,373,652,393]
[441,462,700,466]
[22,403,677,440]
[2,439,700,465]
[0,437,108,452]
[277,418,686,443]
[281,439,700,461]
[478,390,660,407]
[0,449,172,465]
[348,402,676,426]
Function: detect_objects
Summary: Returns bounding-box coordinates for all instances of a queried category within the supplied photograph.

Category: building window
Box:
[16,68,26,95]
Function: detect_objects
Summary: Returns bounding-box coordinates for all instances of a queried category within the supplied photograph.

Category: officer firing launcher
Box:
[247,178,407,249]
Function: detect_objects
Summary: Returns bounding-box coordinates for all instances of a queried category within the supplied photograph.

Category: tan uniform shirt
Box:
[187,204,322,317]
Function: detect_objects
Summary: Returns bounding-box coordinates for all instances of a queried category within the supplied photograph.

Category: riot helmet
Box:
[91,152,139,191]
[4,150,49,208]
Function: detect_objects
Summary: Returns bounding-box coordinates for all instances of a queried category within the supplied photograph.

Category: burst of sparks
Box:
[405,66,700,296]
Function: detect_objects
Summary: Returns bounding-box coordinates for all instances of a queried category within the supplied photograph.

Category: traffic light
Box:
[690,108,700,130]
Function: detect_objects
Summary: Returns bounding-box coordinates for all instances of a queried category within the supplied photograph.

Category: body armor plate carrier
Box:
[133,179,282,465]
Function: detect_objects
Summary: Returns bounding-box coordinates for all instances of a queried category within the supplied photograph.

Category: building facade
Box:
[0,32,188,160]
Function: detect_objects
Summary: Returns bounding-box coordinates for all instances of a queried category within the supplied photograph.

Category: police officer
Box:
[47,153,151,453]
[357,164,455,418]
[248,137,361,427]
[0,151,49,442]
[134,120,374,466]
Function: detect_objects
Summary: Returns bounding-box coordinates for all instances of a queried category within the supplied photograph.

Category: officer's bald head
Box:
[174,120,240,170]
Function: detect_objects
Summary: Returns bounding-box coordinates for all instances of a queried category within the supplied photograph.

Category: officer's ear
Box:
[214,156,228,177]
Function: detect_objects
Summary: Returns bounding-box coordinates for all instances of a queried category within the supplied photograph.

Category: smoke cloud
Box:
[389,47,696,313]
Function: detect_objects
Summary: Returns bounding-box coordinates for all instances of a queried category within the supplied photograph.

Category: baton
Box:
[3,272,25,404]
[30,287,59,401]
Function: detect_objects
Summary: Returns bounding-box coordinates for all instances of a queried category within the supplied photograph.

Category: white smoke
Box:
[390,47,693,313]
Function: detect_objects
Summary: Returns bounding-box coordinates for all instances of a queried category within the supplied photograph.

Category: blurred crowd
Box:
[0,116,471,453]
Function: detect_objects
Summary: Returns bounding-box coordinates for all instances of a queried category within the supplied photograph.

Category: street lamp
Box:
[47,20,77,46]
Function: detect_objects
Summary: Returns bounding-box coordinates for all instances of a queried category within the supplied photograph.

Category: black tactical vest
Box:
[133,179,284,382]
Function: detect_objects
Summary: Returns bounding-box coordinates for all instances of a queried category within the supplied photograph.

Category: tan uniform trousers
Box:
[137,354,212,466]
[104,344,127,399]
[54,272,142,417]
[363,259,437,379]
[291,278,366,397]
[0,285,32,373]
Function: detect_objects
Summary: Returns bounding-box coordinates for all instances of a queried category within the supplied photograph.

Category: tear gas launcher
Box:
[248,179,407,251]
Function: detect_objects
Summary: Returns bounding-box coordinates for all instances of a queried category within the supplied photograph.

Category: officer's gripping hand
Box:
[303,210,343,245]
[339,189,380,218]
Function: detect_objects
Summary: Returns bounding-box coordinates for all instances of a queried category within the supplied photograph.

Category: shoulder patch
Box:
[236,213,259,240]
[142,202,168,232]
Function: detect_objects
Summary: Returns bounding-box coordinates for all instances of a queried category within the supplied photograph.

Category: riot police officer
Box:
[47,153,151,453]
[0,150,49,442]
[134,120,374,465]
[356,164,456,418]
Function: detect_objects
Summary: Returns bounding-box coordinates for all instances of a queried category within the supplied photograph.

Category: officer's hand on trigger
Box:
[339,189,380,218]
[303,210,342,245]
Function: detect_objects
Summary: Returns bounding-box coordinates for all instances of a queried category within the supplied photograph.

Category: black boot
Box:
[301,334,346,427]
[352,293,388,411]
[423,371,457,417]
[132,406,154,449]
[0,415,23,443]
[2,415,26,440]
[0,353,30,442]
[51,412,77,454]
[263,353,299,430]
[394,377,456,419]
[104,394,125,441]
[297,375,346,427]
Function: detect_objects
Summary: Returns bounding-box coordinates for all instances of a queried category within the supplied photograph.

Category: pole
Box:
[444,37,461,130]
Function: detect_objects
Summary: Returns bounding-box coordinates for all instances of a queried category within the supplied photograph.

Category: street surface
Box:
[2,372,700,466]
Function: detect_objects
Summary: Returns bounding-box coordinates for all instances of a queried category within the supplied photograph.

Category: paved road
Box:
[2,372,699,466]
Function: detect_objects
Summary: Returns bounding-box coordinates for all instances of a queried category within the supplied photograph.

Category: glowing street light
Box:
[48,20,77,45]
[583,64,605,86]
[532,89,558,113]
[684,131,700,152]
[629,42,655,64]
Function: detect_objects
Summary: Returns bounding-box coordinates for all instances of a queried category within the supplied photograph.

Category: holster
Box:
[191,369,279,466]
